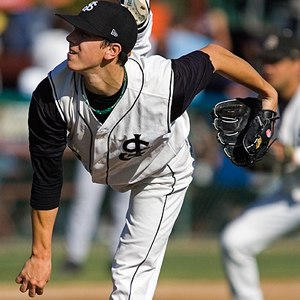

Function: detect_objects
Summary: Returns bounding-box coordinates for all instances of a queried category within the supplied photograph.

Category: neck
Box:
[83,65,125,96]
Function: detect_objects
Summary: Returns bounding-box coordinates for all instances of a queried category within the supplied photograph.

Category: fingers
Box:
[15,275,44,297]
[16,256,51,297]
[20,281,28,294]
[36,286,44,295]
[28,283,44,298]
[15,274,23,284]
[15,274,28,293]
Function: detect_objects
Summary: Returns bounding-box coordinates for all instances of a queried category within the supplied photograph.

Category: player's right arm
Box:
[15,78,67,297]
[28,78,67,210]
[15,208,58,297]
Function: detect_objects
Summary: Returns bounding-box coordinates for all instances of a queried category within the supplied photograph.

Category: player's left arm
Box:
[123,0,153,57]
[201,43,278,111]
[133,9,153,57]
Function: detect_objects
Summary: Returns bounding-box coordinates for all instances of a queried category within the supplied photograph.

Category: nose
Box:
[262,63,274,74]
[66,29,76,44]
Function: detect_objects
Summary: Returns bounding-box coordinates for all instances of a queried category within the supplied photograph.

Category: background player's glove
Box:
[120,0,149,26]
[211,97,279,167]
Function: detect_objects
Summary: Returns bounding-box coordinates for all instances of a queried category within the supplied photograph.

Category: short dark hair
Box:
[101,39,128,66]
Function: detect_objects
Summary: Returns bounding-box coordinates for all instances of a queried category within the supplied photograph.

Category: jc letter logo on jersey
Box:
[119,134,150,161]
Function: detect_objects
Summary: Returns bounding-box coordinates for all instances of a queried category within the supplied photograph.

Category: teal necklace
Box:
[82,67,127,115]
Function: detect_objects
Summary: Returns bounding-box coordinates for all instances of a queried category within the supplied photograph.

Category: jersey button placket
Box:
[94,130,107,167]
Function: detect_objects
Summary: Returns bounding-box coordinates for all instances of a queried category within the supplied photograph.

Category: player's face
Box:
[262,58,300,93]
[66,27,107,73]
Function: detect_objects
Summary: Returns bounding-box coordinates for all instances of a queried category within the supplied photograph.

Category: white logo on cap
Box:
[263,35,279,51]
[111,29,118,37]
[82,1,98,12]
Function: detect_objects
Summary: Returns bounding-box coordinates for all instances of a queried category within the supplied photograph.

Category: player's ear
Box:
[104,43,122,60]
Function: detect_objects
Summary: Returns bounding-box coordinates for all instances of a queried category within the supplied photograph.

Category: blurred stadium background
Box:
[0,0,300,297]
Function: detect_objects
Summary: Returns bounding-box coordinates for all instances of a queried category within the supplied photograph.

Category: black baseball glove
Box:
[211,97,279,167]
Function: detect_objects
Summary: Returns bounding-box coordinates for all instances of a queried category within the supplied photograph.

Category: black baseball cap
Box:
[56,1,137,54]
[260,34,300,62]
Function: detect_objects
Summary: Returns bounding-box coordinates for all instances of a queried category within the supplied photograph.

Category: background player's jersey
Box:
[276,85,300,198]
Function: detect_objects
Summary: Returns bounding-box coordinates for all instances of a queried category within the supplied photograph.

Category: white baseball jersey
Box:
[49,54,190,192]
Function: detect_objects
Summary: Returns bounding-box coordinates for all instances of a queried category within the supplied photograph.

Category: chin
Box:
[66,61,77,71]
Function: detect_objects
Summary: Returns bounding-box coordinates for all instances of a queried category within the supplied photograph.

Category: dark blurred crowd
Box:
[1,0,300,90]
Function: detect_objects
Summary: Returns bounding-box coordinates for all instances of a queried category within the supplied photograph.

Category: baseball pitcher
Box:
[15,1,277,299]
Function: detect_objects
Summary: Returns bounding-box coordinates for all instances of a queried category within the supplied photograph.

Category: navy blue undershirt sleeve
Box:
[171,50,214,121]
[29,78,67,210]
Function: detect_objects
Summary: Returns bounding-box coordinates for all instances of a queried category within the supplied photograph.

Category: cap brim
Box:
[56,13,105,37]
[259,50,287,63]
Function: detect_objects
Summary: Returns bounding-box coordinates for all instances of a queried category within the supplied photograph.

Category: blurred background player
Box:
[63,162,130,273]
[220,33,300,300]
[17,18,70,99]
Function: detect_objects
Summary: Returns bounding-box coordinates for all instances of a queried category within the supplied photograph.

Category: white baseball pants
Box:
[110,142,195,300]
[220,189,300,300]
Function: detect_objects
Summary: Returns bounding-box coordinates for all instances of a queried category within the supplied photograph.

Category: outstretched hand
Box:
[15,255,51,297]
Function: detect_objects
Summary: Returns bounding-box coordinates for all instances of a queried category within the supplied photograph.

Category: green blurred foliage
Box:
[1,237,300,285]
